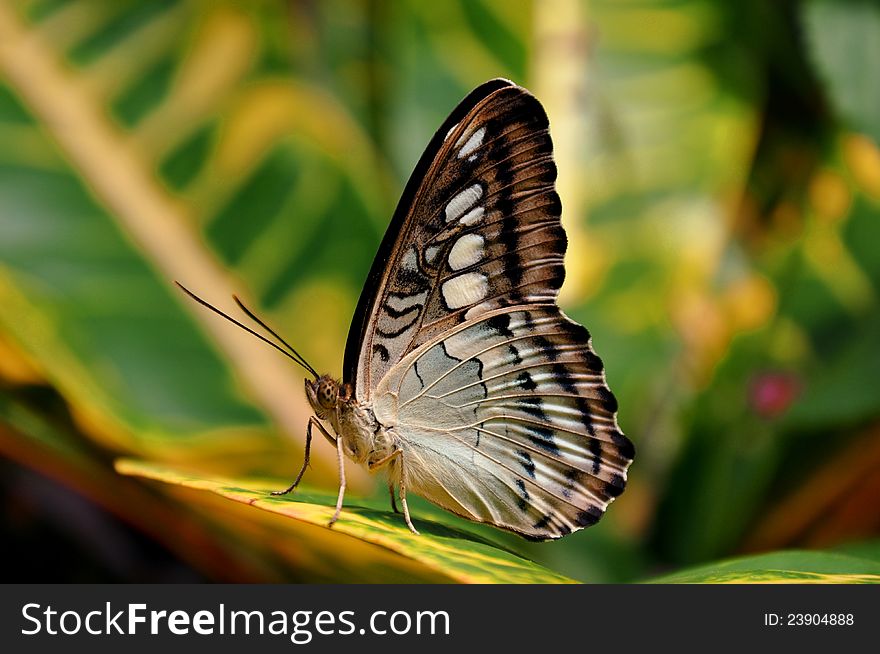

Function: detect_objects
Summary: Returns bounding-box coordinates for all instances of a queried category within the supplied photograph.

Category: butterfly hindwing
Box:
[373,306,631,539]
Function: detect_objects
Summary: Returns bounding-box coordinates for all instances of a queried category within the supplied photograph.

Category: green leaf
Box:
[803,0,880,142]
[0,3,390,478]
[115,458,580,585]
[834,539,880,564]
[0,3,295,462]
[783,314,880,430]
[647,550,880,583]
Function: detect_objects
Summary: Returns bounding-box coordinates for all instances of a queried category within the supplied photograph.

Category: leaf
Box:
[782,322,880,431]
[647,550,880,583]
[0,2,384,483]
[115,458,579,585]
[834,539,880,564]
[803,0,880,143]
[0,3,290,461]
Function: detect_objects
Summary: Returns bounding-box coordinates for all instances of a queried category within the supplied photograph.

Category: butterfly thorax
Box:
[305,375,395,466]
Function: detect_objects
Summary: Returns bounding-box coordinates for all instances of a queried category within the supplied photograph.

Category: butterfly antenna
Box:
[175,282,318,379]
[231,293,320,379]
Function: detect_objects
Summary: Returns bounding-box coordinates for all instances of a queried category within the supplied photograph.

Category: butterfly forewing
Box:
[346,79,634,539]
[348,81,566,397]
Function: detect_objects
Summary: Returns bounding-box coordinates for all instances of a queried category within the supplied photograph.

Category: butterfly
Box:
[178,78,634,540]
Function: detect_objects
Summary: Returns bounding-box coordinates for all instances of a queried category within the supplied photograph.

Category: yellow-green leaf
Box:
[647,550,880,583]
[115,458,579,584]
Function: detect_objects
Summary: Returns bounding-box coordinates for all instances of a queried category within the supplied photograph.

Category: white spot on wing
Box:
[401,246,418,273]
[442,272,488,309]
[425,245,440,265]
[445,184,483,222]
[448,234,485,270]
[464,305,482,320]
[459,206,485,226]
[456,126,486,159]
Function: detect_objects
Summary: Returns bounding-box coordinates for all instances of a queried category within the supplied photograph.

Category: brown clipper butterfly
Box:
[178,79,635,540]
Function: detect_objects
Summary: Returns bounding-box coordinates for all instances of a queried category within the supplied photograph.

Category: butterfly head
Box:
[305,375,341,419]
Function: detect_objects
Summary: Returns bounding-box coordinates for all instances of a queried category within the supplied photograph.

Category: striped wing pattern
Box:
[374,307,633,539]
[349,79,634,539]
[349,81,566,398]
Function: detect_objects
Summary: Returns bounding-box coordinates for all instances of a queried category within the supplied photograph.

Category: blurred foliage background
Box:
[1,0,879,583]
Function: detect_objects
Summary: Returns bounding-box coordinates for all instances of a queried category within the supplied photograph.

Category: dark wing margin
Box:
[342,78,516,389]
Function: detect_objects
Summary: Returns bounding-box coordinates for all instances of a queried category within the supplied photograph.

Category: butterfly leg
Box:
[368,450,410,524]
[398,466,419,536]
[368,451,401,514]
[388,482,400,514]
[271,416,332,496]
[328,433,346,528]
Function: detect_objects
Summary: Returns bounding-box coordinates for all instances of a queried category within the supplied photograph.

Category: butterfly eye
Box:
[317,381,338,409]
